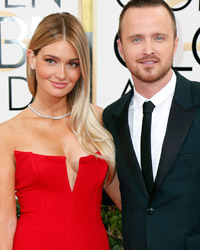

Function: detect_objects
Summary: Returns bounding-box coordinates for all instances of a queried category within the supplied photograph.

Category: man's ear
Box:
[173,37,179,56]
[117,39,125,61]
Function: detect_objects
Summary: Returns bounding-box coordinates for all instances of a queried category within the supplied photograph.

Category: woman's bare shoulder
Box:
[0,111,26,148]
[90,104,103,124]
[0,111,23,130]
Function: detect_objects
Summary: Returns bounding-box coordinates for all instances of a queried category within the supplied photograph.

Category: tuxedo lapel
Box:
[152,72,198,198]
[114,89,148,196]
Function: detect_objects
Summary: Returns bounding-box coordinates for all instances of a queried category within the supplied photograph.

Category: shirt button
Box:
[147,208,155,215]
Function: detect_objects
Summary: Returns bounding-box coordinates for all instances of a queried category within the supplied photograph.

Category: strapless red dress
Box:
[13,150,110,250]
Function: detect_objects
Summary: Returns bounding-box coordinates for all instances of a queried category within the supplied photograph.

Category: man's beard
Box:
[131,56,173,84]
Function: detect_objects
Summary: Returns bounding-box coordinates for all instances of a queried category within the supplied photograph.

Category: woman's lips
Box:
[50,81,67,88]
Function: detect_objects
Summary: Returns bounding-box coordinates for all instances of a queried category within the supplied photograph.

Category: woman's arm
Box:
[104,173,121,210]
[90,104,104,125]
[0,125,17,250]
[91,104,122,210]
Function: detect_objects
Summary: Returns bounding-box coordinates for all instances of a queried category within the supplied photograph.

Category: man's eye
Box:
[133,37,141,43]
[155,36,163,41]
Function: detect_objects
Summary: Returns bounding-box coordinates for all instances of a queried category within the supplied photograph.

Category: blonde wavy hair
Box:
[26,12,115,184]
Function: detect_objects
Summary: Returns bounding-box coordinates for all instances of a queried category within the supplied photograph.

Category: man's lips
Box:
[141,61,157,64]
[139,57,159,64]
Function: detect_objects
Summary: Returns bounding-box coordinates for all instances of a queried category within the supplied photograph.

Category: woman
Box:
[0,12,121,250]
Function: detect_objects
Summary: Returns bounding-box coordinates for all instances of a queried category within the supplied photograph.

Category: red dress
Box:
[13,151,110,250]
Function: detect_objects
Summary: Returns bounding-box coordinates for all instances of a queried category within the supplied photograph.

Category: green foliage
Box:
[16,199,20,219]
[101,205,123,250]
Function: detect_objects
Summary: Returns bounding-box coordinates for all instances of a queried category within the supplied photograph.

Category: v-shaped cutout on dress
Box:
[64,153,100,193]
[65,157,81,193]
[14,150,98,193]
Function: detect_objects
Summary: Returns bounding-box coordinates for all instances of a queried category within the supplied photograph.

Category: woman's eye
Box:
[45,59,56,64]
[68,62,80,68]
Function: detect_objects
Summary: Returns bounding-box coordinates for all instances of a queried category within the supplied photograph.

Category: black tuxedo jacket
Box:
[103,71,200,250]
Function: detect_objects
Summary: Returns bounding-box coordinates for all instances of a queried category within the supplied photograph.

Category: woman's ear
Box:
[27,49,36,69]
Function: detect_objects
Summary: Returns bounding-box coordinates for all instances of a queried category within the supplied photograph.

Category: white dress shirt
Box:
[128,71,176,180]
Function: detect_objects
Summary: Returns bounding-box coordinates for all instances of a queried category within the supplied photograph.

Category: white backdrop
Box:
[1,0,200,122]
[95,0,200,108]
[0,0,79,123]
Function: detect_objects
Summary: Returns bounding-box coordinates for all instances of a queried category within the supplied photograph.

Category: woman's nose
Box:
[56,65,66,79]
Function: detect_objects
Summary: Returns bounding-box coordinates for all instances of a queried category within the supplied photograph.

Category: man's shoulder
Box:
[175,71,200,105]
[103,89,133,127]
[104,89,133,115]
[176,71,200,88]
[190,80,200,104]
[189,79,200,91]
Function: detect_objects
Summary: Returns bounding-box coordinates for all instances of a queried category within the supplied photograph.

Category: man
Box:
[103,0,200,249]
